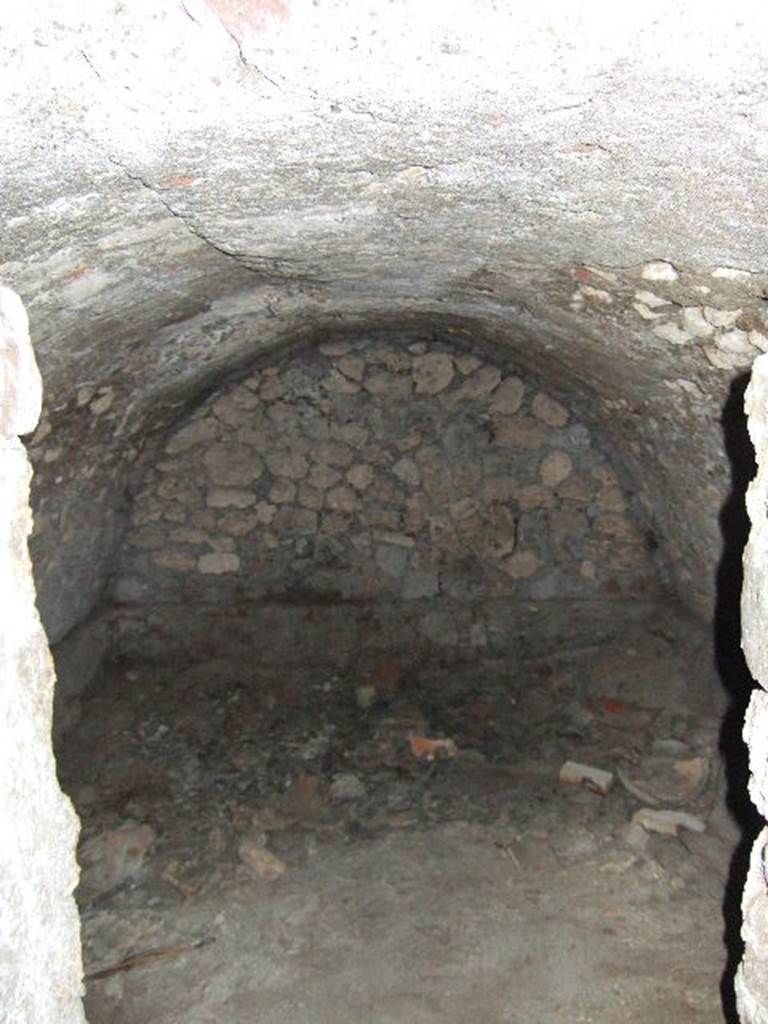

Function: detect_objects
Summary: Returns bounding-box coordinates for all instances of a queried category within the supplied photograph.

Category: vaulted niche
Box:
[55,326,733,1024]
[109,329,667,667]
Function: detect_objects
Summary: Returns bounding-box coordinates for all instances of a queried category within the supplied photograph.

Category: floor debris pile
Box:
[57,602,741,1023]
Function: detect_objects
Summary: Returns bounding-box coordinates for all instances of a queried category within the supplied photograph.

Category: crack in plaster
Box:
[178,0,200,25]
[221,28,282,91]
[106,156,309,281]
[78,50,102,81]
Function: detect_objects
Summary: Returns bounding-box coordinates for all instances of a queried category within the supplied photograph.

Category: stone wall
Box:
[0,287,84,1023]
[737,353,768,1022]
[113,335,665,664]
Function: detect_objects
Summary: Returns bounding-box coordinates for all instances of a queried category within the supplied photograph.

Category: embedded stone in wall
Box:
[198,552,240,574]
[495,416,548,450]
[206,487,256,509]
[540,451,573,487]
[443,365,501,408]
[412,352,454,395]
[204,444,263,486]
[154,550,196,572]
[347,463,375,491]
[502,550,539,579]
[532,392,569,428]
[490,376,524,415]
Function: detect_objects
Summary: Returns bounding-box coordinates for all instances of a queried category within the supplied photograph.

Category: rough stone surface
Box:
[739,353,768,1023]
[116,338,661,637]
[0,288,84,1024]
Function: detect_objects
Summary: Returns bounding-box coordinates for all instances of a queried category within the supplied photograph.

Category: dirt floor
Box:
[56,600,747,1023]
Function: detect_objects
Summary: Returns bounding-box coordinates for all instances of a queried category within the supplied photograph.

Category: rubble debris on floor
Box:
[56,602,739,1023]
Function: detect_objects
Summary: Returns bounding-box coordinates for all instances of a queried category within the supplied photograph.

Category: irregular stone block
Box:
[198,552,240,574]
[392,456,421,486]
[270,478,296,504]
[217,511,257,536]
[308,463,342,490]
[346,462,375,491]
[532,392,569,427]
[494,415,548,450]
[153,550,197,571]
[363,371,412,399]
[631,808,706,836]
[443,365,501,407]
[501,550,539,579]
[323,369,360,394]
[489,376,524,415]
[454,354,482,375]
[326,484,359,513]
[274,506,318,535]
[238,838,286,881]
[338,355,365,381]
[641,259,678,281]
[559,760,614,795]
[540,450,573,487]
[266,450,309,480]
[297,485,324,510]
[204,442,264,485]
[206,487,256,509]
[412,352,455,395]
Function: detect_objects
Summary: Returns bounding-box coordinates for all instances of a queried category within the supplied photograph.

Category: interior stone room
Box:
[3,3,768,1023]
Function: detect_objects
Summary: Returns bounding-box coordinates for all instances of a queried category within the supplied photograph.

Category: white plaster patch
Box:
[652,322,690,346]
[584,266,619,285]
[712,266,752,280]
[580,285,612,303]
[681,307,714,338]
[703,346,747,370]
[717,329,754,355]
[703,306,742,328]
[394,165,429,185]
[641,260,678,281]
[633,302,665,321]
[634,290,669,308]
[669,378,703,398]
